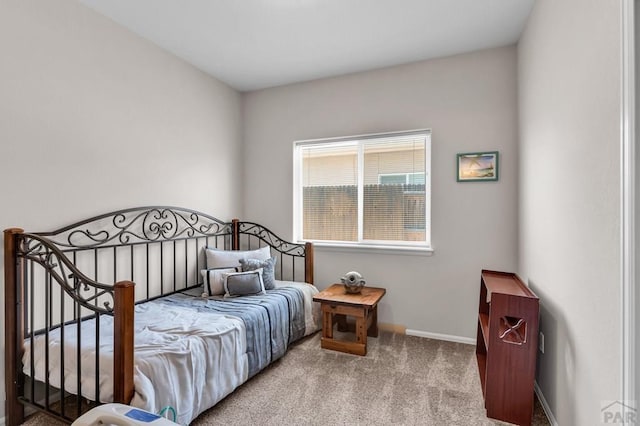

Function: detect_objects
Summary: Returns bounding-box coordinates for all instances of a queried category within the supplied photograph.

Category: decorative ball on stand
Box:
[340,271,366,294]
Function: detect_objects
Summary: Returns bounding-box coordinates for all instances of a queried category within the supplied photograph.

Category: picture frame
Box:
[456,151,499,182]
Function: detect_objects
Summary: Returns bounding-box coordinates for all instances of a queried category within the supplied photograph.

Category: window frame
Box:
[293,129,432,251]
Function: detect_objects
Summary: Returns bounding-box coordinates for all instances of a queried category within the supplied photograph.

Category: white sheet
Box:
[24,301,247,425]
[23,281,320,425]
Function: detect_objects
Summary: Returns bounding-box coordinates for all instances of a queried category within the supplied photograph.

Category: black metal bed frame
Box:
[3,206,313,425]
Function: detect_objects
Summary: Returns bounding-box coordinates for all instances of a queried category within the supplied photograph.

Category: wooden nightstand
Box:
[313,284,386,356]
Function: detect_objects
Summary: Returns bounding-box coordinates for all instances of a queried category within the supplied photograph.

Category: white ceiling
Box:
[79,0,535,92]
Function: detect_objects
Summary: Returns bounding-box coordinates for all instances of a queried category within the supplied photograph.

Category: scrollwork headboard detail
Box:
[7,206,313,311]
[16,232,117,314]
[24,206,313,285]
[37,206,232,250]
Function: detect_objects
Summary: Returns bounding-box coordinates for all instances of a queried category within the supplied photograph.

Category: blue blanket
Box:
[159,287,306,378]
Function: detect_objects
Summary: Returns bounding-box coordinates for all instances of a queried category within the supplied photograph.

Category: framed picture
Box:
[456,151,499,182]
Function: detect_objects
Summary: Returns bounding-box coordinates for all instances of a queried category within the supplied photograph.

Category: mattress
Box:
[23,281,320,425]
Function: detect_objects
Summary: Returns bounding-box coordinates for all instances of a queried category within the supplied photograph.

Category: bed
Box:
[3,207,319,425]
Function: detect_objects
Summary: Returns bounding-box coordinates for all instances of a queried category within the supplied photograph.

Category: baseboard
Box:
[0,415,5,425]
[378,322,407,334]
[405,328,476,345]
[534,381,558,426]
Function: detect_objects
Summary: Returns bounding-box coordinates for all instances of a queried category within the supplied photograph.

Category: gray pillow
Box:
[223,269,265,297]
[239,257,277,290]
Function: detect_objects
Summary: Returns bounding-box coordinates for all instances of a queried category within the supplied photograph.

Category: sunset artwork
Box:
[457,152,499,182]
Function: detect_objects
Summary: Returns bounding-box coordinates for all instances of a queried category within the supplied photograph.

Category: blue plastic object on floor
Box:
[70,403,178,426]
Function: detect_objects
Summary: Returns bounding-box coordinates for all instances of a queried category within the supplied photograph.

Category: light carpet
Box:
[22,331,550,425]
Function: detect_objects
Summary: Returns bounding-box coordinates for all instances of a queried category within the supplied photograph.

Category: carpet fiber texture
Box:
[21,331,550,425]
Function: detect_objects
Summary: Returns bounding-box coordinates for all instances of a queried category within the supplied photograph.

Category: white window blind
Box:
[294,130,431,248]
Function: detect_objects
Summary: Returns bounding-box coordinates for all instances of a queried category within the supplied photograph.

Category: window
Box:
[293,130,431,249]
[379,172,425,185]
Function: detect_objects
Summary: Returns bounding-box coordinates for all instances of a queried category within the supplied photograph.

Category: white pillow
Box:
[201,267,238,296]
[223,269,265,297]
[205,246,271,269]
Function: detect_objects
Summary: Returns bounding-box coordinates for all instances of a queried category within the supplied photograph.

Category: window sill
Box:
[309,241,434,256]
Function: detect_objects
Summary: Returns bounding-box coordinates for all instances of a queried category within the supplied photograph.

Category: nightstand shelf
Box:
[476,270,539,426]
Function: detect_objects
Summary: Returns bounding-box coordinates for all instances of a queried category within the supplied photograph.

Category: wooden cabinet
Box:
[476,270,539,426]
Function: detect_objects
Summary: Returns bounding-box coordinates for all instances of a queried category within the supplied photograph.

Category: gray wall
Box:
[636,0,640,409]
[243,46,519,338]
[0,0,243,419]
[518,0,621,424]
